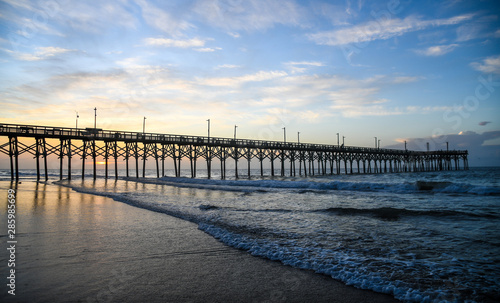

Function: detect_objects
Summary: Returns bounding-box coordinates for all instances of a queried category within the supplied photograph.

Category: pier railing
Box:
[0,123,466,154]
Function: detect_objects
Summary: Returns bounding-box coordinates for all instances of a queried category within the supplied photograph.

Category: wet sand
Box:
[0,180,398,302]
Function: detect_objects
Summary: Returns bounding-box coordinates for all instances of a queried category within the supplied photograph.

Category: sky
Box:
[0,0,499,166]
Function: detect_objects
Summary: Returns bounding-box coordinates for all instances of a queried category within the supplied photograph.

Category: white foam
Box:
[197,223,470,303]
[155,176,418,195]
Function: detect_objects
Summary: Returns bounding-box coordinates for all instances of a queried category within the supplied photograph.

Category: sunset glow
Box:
[1,0,499,166]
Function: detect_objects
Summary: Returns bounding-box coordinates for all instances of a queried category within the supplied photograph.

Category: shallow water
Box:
[3,167,500,302]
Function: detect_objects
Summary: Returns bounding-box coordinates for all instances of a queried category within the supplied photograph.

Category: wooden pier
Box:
[0,123,468,181]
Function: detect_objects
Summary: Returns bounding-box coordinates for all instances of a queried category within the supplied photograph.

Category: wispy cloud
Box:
[227,32,240,38]
[456,23,483,42]
[284,61,324,74]
[193,0,303,31]
[308,14,474,46]
[311,2,354,26]
[470,55,500,74]
[7,46,76,61]
[215,64,241,69]
[55,1,137,33]
[198,70,288,86]
[392,76,422,83]
[415,44,459,56]
[135,0,191,35]
[195,47,222,52]
[144,37,206,48]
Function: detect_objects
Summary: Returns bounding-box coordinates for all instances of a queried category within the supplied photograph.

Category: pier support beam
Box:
[92,140,96,179]
[235,147,239,179]
[105,141,118,179]
[143,142,147,178]
[206,146,212,179]
[270,151,275,177]
[59,138,71,180]
[161,144,166,177]
[114,141,118,179]
[9,136,19,181]
[35,137,48,181]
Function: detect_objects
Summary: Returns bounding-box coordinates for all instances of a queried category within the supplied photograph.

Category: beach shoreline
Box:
[0,180,399,302]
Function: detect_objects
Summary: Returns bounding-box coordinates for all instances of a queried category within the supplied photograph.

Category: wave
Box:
[197,204,499,221]
[198,204,296,214]
[318,207,499,221]
[145,176,500,196]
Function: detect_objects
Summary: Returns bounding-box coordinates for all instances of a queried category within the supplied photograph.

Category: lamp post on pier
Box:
[94,107,97,129]
[283,127,286,143]
[378,139,381,149]
[75,112,79,129]
[297,132,300,144]
[234,125,237,140]
[143,117,146,133]
[374,137,377,148]
[342,136,345,147]
[337,133,339,147]
[207,119,210,141]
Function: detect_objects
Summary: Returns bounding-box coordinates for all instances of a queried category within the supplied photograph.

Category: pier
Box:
[0,123,468,181]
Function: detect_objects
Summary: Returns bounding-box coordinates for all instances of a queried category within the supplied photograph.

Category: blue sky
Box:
[1,0,499,166]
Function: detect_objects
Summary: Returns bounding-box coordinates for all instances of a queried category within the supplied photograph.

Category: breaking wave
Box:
[149,176,500,196]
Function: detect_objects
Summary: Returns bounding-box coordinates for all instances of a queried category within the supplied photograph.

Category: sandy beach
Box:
[0,180,398,302]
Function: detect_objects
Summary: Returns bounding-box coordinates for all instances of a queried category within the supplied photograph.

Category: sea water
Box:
[2,167,499,302]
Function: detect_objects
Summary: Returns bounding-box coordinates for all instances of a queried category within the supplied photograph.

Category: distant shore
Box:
[0,180,398,302]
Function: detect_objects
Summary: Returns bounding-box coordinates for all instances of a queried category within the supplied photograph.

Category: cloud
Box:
[392,76,421,83]
[470,55,500,74]
[387,131,500,166]
[286,61,324,67]
[195,47,222,52]
[227,32,240,38]
[1,0,36,11]
[456,23,483,42]
[415,44,459,56]
[144,37,206,48]
[284,61,324,74]
[458,130,477,136]
[479,121,492,126]
[215,64,241,69]
[254,73,440,118]
[308,14,474,46]
[135,0,192,35]
[311,2,354,26]
[0,1,65,37]
[55,1,137,33]
[193,0,303,31]
[9,46,76,61]
[198,70,288,86]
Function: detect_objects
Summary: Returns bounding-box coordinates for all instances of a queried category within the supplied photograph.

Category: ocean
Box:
[1,167,499,302]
